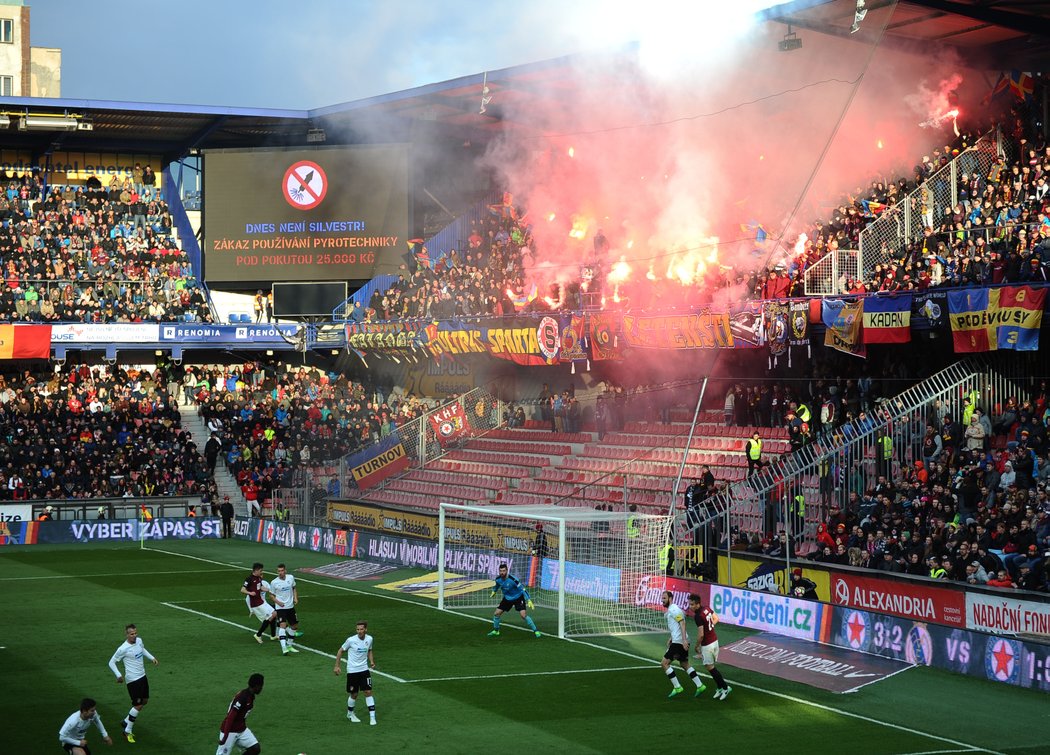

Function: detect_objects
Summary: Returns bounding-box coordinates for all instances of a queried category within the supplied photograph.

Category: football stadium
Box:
[3,1,1050,753]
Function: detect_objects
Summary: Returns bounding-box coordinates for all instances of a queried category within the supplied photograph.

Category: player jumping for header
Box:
[488,563,541,638]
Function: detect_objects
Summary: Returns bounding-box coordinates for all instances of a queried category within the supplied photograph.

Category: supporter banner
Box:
[862,295,912,344]
[428,403,470,448]
[354,530,515,577]
[967,592,1050,637]
[327,501,552,555]
[947,286,1046,352]
[346,321,425,356]
[1,517,222,545]
[722,633,911,694]
[588,312,623,361]
[717,553,830,602]
[709,584,831,642]
[912,291,947,329]
[346,435,410,490]
[831,605,1050,692]
[158,323,302,344]
[50,323,159,344]
[420,316,564,366]
[822,299,866,358]
[761,301,788,359]
[789,300,810,347]
[830,571,965,627]
[559,314,588,364]
[540,558,622,601]
[621,313,734,349]
[0,324,51,359]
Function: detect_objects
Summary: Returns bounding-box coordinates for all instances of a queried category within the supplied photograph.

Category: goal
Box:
[437,502,675,638]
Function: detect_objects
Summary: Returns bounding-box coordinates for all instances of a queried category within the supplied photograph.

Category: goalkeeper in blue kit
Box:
[488,563,541,638]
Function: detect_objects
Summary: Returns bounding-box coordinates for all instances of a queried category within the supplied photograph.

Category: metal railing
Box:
[31,496,202,520]
[682,352,1045,557]
[858,131,1001,277]
[803,250,859,296]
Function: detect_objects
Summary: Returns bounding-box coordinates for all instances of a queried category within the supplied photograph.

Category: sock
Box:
[126,709,138,731]
[270,619,277,637]
[492,615,501,630]
[347,697,355,714]
[710,667,727,689]
[365,695,376,718]
[686,667,702,687]
[525,616,537,631]
[278,626,287,650]
[257,620,269,636]
[665,667,682,689]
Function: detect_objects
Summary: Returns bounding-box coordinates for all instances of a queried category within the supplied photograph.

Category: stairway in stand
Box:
[178,398,248,516]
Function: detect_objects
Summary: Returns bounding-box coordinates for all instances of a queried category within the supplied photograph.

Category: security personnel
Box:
[745,431,763,477]
[274,502,288,522]
[37,505,54,521]
[659,541,675,575]
[626,505,641,538]
[878,429,893,478]
[928,556,947,579]
[796,402,812,424]
[789,493,806,537]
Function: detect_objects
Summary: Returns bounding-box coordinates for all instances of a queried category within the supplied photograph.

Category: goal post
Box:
[438,502,675,639]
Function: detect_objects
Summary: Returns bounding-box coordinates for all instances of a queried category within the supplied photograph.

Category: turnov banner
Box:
[822,299,866,358]
[830,571,965,627]
[347,435,411,490]
[621,312,734,349]
[947,285,1046,352]
[0,324,52,358]
[428,402,470,448]
[862,295,912,344]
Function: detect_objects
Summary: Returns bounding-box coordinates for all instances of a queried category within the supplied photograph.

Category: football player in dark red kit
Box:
[216,673,264,755]
[688,593,731,700]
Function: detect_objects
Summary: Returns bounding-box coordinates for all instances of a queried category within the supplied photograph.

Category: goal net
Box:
[438,502,675,639]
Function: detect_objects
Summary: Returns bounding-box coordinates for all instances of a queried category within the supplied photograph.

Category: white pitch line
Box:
[843,662,916,694]
[160,601,407,684]
[0,568,233,581]
[145,547,999,755]
[895,750,980,755]
[408,665,653,684]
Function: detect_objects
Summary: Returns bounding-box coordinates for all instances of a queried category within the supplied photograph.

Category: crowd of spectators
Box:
[0,168,213,324]
[780,382,1050,593]
[185,362,436,510]
[0,362,206,501]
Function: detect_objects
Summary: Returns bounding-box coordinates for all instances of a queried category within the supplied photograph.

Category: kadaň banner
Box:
[862,295,912,344]
[947,286,1046,352]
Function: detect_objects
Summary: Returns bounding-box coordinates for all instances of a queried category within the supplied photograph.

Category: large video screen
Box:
[204,145,408,283]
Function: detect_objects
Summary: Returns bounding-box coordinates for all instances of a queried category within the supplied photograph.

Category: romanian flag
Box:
[947,286,1046,353]
[863,295,912,344]
[0,325,51,359]
[508,283,538,310]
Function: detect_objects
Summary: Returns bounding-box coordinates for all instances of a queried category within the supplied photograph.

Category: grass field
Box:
[2,539,1048,754]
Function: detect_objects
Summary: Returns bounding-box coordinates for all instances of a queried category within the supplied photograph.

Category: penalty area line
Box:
[143,546,996,754]
[160,601,407,684]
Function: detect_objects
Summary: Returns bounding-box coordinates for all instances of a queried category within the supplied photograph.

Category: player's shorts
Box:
[276,607,298,626]
[498,596,527,612]
[249,603,275,622]
[127,676,150,705]
[346,670,373,694]
[664,643,688,663]
[700,640,720,666]
[63,745,91,754]
[215,727,258,755]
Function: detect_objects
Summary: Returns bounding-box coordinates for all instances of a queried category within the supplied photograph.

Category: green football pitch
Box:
[2,539,1046,755]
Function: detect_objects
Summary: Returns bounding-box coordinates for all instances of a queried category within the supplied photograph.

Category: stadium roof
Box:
[0,1,1046,161]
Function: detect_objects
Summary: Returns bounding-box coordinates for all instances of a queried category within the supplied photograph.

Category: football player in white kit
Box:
[107,623,159,743]
[333,621,378,725]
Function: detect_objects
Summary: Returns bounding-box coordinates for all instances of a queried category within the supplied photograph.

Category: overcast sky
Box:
[28,0,641,110]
